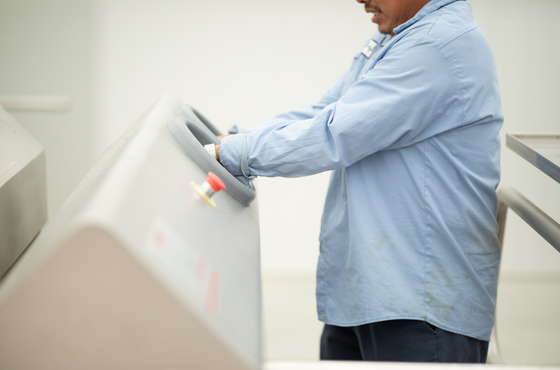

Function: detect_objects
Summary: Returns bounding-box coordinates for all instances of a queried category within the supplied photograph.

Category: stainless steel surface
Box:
[506,133,560,184]
[0,96,261,370]
[0,106,47,278]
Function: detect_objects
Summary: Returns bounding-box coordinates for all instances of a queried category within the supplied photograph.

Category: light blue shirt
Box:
[220,0,503,341]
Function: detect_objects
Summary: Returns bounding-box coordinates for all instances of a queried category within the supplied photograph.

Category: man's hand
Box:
[215,133,236,164]
[215,144,220,163]
[217,133,235,142]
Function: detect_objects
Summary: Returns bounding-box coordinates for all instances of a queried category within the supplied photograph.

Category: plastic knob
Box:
[190,172,226,208]
[206,172,226,192]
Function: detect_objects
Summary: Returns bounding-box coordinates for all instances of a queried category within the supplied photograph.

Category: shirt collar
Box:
[393,0,463,35]
[372,31,392,46]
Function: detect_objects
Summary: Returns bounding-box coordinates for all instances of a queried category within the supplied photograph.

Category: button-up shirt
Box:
[220,0,503,341]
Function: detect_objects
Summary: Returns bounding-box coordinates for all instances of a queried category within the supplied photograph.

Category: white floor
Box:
[262,273,324,361]
[495,273,560,365]
[262,272,560,366]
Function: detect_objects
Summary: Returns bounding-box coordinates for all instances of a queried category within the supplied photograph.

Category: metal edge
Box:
[506,133,560,184]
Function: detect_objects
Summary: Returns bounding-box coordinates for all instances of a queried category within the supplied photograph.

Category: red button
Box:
[206,172,226,192]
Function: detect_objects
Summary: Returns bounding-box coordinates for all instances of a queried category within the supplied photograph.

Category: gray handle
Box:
[497,185,560,253]
[168,113,256,207]
[175,104,223,137]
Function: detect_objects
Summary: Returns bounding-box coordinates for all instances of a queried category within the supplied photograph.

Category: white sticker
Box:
[361,39,378,59]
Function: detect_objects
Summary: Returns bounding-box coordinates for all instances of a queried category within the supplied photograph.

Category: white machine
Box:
[0,105,47,278]
[0,96,261,370]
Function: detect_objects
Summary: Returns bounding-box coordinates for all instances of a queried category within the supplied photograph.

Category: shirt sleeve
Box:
[220,36,463,178]
[227,71,348,135]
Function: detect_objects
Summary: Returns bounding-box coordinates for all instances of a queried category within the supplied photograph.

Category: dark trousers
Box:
[320,320,489,363]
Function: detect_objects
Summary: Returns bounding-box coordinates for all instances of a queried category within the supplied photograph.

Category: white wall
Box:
[1,0,559,364]
[0,0,95,219]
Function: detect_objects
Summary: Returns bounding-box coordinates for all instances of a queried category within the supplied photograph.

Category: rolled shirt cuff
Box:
[219,134,252,178]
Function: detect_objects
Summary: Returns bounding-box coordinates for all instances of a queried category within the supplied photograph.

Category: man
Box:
[215,0,502,363]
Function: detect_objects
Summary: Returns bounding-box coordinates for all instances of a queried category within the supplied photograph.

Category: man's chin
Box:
[377,25,392,35]
[373,20,392,35]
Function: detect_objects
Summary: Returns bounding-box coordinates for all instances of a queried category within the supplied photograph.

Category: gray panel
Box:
[0,96,261,369]
[0,227,251,370]
[0,106,47,278]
